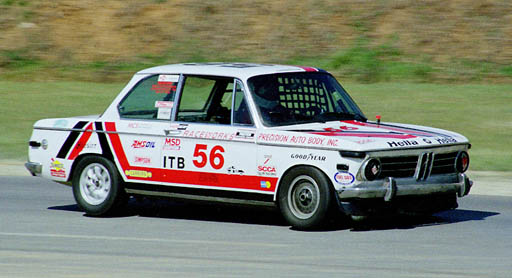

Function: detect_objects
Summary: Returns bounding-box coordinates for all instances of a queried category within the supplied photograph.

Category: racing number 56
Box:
[192,144,225,169]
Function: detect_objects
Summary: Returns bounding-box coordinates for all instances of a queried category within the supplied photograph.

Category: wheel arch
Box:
[274,164,335,203]
[68,153,121,183]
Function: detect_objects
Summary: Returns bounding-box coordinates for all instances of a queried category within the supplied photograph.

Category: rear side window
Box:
[176,76,233,125]
[118,74,179,120]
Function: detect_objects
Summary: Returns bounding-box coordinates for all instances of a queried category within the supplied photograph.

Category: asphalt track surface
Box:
[1,176,511,278]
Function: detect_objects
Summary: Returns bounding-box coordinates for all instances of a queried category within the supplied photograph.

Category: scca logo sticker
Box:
[334,172,355,185]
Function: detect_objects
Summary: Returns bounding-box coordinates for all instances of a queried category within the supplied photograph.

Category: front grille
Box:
[380,156,418,178]
[431,152,458,175]
[377,151,459,180]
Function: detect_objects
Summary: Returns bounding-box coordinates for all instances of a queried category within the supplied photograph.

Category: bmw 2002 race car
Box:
[26,63,472,229]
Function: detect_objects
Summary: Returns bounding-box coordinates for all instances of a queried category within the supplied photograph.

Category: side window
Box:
[118,75,179,120]
[176,76,233,125]
[233,81,253,125]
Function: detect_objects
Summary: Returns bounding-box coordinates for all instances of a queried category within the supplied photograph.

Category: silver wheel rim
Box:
[79,163,111,205]
[287,175,320,219]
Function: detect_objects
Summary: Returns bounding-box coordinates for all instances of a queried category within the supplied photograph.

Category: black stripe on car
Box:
[95,122,114,161]
[56,121,88,159]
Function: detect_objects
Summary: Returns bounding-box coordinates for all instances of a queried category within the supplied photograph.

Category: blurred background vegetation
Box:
[1,0,511,171]
[1,0,512,83]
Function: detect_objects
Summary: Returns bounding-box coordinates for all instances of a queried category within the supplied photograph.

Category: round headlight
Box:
[363,158,381,181]
[455,151,470,173]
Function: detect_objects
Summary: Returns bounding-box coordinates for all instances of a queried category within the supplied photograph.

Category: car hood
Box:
[257,120,469,151]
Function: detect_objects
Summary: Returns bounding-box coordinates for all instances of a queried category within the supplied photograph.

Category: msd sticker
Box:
[334,172,355,185]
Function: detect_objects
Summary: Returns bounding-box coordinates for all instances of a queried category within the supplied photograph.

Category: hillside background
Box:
[1,0,512,83]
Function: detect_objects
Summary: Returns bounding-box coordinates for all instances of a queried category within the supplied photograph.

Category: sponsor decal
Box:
[151,83,176,94]
[125,170,152,178]
[227,166,245,175]
[435,137,457,144]
[355,138,375,145]
[260,181,272,189]
[258,155,276,176]
[258,133,339,147]
[263,155,272,164]
[158,74,180,83]
[423,138,432,144]
[257,165,276,176]
[387,140,419,148]
[50,158,66,178]
[84,143,97,149]
[134,156,151,165]
[151,75,178,94]
[258,133,289,143]
[155,101,173,119]
[163,137,181,150]
[163,156,185,169]
[182,130,235,141]
[127,122,152,129]
[334,172,355,185]
[155,101,174,108]
[131,140,156,149]
[290,153,326,161]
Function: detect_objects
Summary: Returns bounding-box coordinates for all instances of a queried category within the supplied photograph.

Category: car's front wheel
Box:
[72,156,126,216]
[278,166,333,229]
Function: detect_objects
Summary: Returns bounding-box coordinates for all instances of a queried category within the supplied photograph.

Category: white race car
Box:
[26,63,472,229]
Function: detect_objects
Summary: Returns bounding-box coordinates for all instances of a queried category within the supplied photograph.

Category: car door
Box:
[160,76,273,201]
[109,74,181,183]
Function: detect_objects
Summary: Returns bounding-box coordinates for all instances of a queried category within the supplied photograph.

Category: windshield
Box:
[247,72,366,127]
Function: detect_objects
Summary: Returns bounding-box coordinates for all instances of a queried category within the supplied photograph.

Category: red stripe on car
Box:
[104,122,277,192]
[342,120,437,137]
[67,122,94,160]
[296,66,318,72]
[309,131,416,139]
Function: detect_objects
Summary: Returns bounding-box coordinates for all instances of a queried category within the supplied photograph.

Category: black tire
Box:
[72,156,126,216]
[278,166,333,229]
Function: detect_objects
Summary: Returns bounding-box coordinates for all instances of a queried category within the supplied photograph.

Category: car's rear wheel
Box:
[72,156,126,216]
[278,166,333,229]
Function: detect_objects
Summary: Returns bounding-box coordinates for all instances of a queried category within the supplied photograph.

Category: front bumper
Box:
[337,173,473,201]
[25,162,42,176]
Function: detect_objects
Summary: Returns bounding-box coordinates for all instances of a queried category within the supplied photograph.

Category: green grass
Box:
[0,81,123,160]
[344,83,512,171]
[1,81,511,171]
